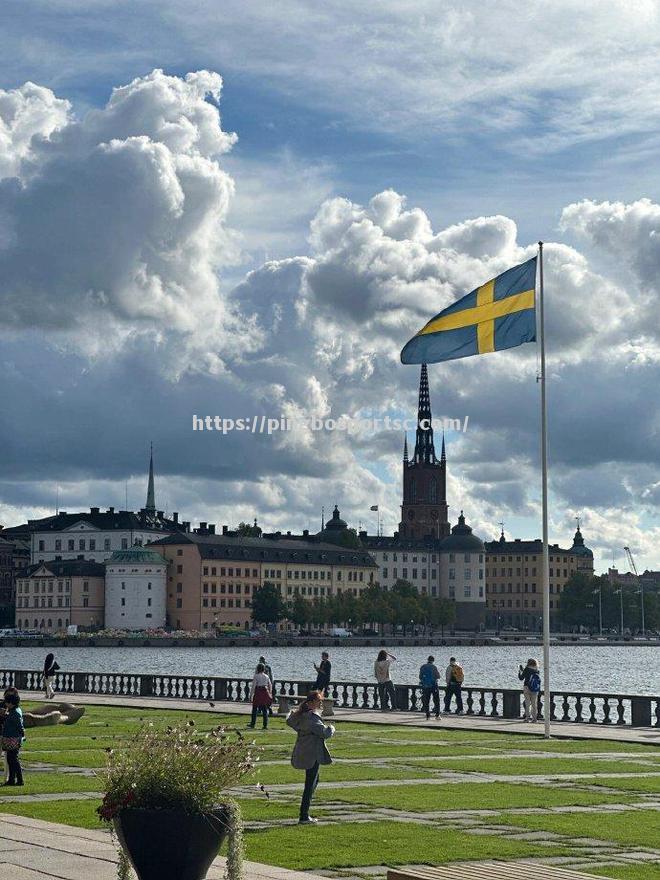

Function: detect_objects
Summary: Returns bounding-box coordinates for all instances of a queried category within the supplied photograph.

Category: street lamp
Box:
[635,587,646,637]
[613,587,624,636]
[592,585,603,636]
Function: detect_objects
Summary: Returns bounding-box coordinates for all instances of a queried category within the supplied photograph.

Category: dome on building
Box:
[105,546,167,566]
[440,511,484,553]
[324,505,347,531]
[571,526,593,558]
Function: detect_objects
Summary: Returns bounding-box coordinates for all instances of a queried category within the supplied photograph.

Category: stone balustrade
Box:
[1,669,657,727]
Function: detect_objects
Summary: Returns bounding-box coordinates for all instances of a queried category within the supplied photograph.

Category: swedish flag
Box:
[401,257,537,364]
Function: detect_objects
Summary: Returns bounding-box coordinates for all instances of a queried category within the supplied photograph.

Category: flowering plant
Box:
[97,720,256,880]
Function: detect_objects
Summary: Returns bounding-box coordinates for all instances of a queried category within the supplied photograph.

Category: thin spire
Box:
[413,363,437,464]
[403,434,409,462]
[145,442,156,513]
[441,431,446,462]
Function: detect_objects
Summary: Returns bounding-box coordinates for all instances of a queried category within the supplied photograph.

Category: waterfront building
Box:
[148,526,378,632]
[14,558,105,632]
[484,525,594,631]
[4,451,188,565]
[398,364,450,540]
[0,535,14,627]
[439,512,486,629]
[104,546,167,630]
[359,534,442,597]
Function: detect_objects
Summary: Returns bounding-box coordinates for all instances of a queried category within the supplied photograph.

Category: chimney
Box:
[90,507,100,515]
[302,529,309,537]
[208,524,215,535]
[199,522,207,533]
[222,525,228,535]
[183,521,190,532]
[172,512,179,523]
[108,507,115,514]
[286,530,292,536]
[157,510,164,518]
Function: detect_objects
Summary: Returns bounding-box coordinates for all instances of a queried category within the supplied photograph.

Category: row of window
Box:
[17,596,71,608]
[486,583,565,594]
[38,537,131,552]
[448,568,484,580]
[488,598,560,609]
[202,583,251,594]
[380,552,438,563]
[17,618,70,629]
[202,598,247,608]
[487,567,571,578]
[382,568,436,580]
[17,580,72,593]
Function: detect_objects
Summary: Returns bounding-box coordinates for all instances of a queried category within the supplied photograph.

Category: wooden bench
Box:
[388,862,600,880]
[277,694,336,716]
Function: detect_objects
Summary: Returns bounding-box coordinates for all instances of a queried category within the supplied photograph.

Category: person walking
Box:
[444,656,464,714]
[518,658,541,722]
[419,655,441,719]
[248,663,273,729]
[286,690,335,824]
[374,650,397,711]
[43,653,60,700]
[0,687,19,783]
[313,652,331,695]
[258,656,275,716]
[1,690,24,786]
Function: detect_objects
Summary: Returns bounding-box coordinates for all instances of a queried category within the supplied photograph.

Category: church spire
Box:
[403,434,409,462]
[413,363,437,464]
[145,443,156,513]
[441,431,446,463]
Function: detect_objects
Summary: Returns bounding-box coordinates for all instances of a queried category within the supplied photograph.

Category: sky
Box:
[0,0,659,573]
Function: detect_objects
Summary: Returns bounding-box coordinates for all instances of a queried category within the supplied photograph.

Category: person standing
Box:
[444,656,464,714]
[248,663,272,729]
[258,656,275,716]
[286,690,335,824]
[518,658,541,722]
[419,655,441,719]
[374,650,397,711]
[313,652,331,695]
[1,690,24,786]
[43,654,60,700]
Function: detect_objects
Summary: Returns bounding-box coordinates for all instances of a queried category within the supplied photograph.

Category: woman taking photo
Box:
[286,690,335,824]
[374,649,397,711]
[43,654,60,700]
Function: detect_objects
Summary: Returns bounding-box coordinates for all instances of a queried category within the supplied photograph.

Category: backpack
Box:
[420,665,437,689]
[529,671,541,693]
[451,664,464,684]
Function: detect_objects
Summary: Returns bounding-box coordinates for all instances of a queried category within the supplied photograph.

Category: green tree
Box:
[288,593,311,628]
[236,521,262,537]
[251,582,286,626]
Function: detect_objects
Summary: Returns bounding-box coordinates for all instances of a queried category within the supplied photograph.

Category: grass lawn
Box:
[491,809,660,849]
[586,865,660,880]
[315,781,637,811]
[1,703,657,878]
[242,821,574,869]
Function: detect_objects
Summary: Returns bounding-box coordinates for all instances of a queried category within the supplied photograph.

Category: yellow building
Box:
[15,559,105,633]
[149,527,378,632]
[484,526,594,631]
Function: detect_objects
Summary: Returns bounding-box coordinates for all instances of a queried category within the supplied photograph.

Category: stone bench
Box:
[388,862,599,880]
[277,694,336,716]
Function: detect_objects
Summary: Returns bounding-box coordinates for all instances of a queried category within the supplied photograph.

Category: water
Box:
[1,644,659,695]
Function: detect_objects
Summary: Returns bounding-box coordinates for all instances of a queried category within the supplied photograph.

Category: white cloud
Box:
[0,81,70,180]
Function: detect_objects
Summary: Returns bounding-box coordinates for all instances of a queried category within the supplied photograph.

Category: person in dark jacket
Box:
[313,652,331,695]
[43,653,60,699]
[419,656,441,719]
[0,687,19,783]
[1,690,24,786]
[287,690,335,824]
[518,658,540,722]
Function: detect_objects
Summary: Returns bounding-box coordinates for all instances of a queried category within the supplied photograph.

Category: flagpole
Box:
[538,241,551,739]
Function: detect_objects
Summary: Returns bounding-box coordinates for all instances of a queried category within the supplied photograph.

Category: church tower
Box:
[145,443,156,514]
[398,364,449,539]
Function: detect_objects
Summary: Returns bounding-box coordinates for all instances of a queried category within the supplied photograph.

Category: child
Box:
[2,690,25,786]
[248,663,272,729]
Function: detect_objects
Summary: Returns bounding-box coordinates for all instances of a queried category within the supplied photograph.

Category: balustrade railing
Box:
[1,669,657,728]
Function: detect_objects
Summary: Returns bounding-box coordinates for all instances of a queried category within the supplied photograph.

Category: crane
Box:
[624,546,645,637]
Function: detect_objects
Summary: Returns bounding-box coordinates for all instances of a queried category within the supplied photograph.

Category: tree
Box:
[236,521,262,537]
[288,593,311,629]
[251,582,286,626]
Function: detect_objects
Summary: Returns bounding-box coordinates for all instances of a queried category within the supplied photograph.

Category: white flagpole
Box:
[538,241,551,739]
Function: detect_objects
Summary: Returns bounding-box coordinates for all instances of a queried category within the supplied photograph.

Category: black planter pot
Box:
[114,807,229,880]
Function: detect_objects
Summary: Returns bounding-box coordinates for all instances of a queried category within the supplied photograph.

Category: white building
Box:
[104,546,168,630]
[439,512,486,629]
[360,534,442,597]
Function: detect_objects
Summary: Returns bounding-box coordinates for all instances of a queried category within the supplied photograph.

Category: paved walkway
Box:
[0,813,325,880]
[24,692,660,744]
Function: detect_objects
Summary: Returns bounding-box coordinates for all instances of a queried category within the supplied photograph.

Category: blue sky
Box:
[0,1,659,573]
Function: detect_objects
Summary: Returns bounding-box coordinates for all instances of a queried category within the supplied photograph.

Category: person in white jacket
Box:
[374,650,397,711]
[248,664,272,729]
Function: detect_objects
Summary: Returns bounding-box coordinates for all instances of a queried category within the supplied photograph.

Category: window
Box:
[83,581,89,592]
[147,597,152,607]
[177,549,183,556]
[449,553,455,563]
[105,539,111,551]
[83,597,89,608]
[412,568,418,579]
[176,598,182,608]
[465,568,471,579]
[203,567,209,575]
[449,568,455,580]
[121,538,128,549]
[402,568,408,579]
[79,539,85,551]
[121,597,126,606]
[176,583,182,593]
[55,540,61,551]
[89,539,96,551]
[38,540,45,551]
[392,568,398,579]
[464,585,471,598]
[177,565,183,574]
[68,539,75,551]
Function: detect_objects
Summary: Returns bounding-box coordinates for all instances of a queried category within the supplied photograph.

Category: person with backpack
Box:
[518,658,541,722]
[419,655,441,719]
[444,656,464,713]
[1,690,25,786]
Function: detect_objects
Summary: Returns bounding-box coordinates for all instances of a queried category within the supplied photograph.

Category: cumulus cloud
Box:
[0,70,247,367]
[0,81,70,180]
